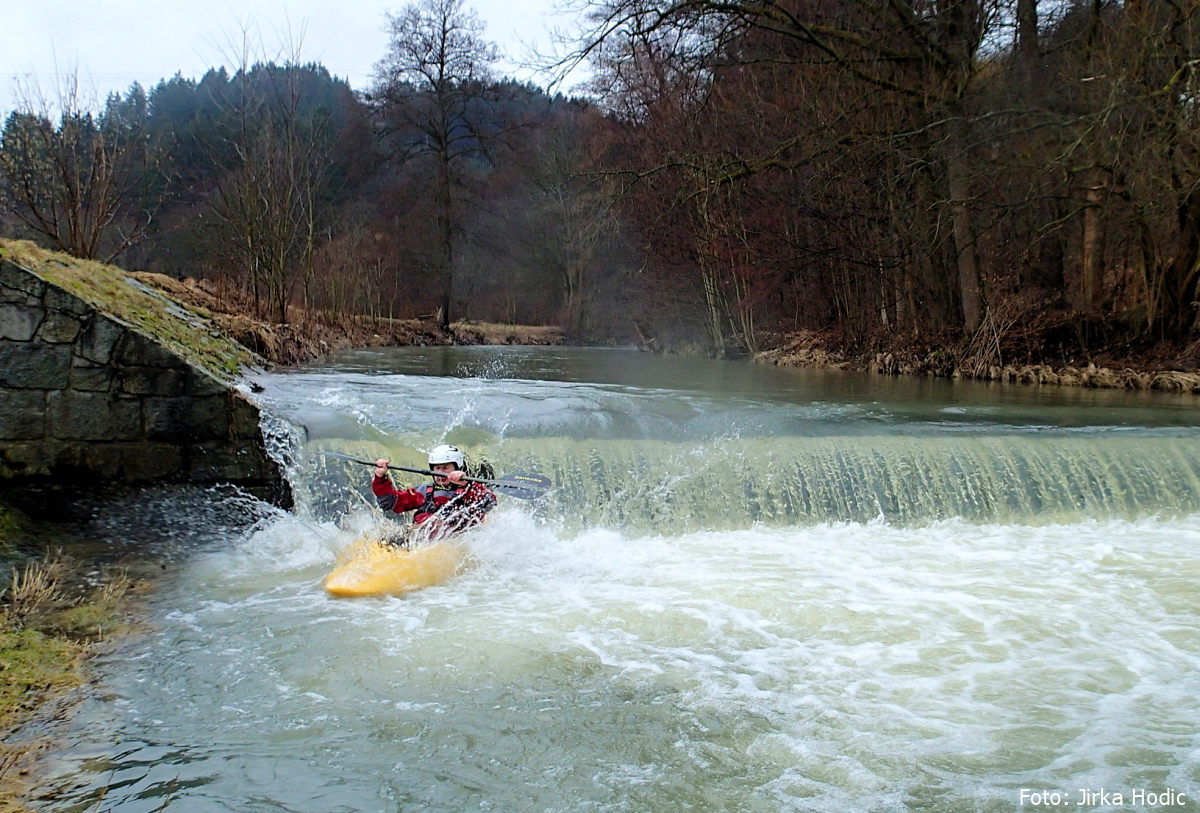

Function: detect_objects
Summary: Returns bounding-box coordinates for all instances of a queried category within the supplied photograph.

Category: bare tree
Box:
[203,28,337,324]
[1035,1,1200,339]
[0,73,166,260]
[372,0,500,330]
[523,112,622,339]
[571,0,1004,335]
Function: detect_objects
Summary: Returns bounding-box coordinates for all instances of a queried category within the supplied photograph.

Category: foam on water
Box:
[34,504,1200,811]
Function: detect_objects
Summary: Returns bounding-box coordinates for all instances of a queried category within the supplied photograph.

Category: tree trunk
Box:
[437,152,454,331]
[1162,186,1200,338]
[945,118,983,333]
[1081,171,1107,313]
[1016,0,1040,64]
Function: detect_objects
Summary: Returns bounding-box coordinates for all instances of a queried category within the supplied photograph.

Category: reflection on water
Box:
[25,347,1200,812]
[308,346,1200,426]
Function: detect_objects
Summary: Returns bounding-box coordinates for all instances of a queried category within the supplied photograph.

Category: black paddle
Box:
[323,451,551,500]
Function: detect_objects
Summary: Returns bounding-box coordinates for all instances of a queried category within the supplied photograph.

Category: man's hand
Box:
[374,458,389,477]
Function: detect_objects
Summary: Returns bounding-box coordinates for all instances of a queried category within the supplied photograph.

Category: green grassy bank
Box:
[0,501,145,811]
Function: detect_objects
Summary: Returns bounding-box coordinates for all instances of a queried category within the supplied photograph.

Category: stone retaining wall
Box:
[0,259,291,506]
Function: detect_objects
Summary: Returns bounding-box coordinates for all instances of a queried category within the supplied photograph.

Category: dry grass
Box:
[450,320,565,346]
[128,274,565,366]
[0,739,54,813]
[754,329,850,369]
[1,552,68,630]
[759,326,1200,393]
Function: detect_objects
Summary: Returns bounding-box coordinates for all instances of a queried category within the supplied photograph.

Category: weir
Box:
[307,433,1200,532]
[247,346,1200,534]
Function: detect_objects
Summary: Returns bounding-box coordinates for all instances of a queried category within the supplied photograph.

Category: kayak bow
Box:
[324,536,467,597]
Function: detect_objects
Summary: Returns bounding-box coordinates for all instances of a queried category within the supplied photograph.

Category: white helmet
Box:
[428,444,464,468]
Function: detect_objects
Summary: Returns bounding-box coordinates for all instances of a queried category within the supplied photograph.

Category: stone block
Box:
[83,442,185,483]
[0,303,43,340]
[42,285,91,316]
[144,394,230,442]
[0,441,46,476]
[230,394,264,439]
[0,261,46,300]
[0,340,72,389]
[0,286,41,307]
[0,389,47,439]
[187,442,268,481]
[186,368,230,397]
[121,442,186,481]
[69,359,114,392]
[78,442,125,481]
[36,310,82,343]
[46,390,143,441]
[76,315,125,364]
[117,332,184,368]
[0,439,81,477]
[117,366,187,397]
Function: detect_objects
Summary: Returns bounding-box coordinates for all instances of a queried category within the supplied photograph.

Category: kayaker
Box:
[371,444,497,541]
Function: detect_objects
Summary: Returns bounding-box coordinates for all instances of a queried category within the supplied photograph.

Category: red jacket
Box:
[372,475,496,537]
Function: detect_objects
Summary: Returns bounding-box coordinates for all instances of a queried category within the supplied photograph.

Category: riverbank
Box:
[0,505,150,812]
[755,327,1200,393]
[132,274,1200,393]
[130,273,565,367]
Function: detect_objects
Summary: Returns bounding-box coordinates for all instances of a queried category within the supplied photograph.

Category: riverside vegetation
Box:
[13,237,1189,394]
[0,504,149,812]
[129,265,1200,393]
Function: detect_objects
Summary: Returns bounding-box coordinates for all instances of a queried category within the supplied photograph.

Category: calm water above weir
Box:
[30,347,1200,811]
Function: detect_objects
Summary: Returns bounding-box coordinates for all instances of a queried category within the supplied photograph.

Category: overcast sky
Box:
[2,0,583,115]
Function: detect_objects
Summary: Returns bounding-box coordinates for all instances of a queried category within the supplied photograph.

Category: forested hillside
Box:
[2,0,1198,374]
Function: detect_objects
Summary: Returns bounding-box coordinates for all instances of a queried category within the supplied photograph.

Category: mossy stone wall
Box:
[0,258,291,506]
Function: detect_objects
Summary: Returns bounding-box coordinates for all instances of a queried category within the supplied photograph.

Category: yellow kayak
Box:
[323,536,468,598]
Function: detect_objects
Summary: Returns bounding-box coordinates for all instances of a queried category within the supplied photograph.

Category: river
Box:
[27,347,1200,811]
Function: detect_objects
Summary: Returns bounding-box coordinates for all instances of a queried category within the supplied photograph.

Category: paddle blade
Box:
[492,472,552,499]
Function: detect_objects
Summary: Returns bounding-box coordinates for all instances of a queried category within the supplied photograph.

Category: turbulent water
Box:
[26,347,1200,812]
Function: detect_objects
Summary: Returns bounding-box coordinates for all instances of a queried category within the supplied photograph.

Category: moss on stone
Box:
[0,239,259,381]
